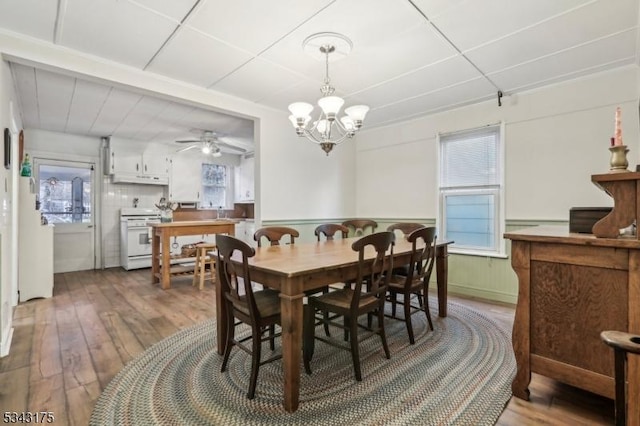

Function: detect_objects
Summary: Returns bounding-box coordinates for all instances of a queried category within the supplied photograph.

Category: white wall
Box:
[356,66,639,221]
[0,59,21,356]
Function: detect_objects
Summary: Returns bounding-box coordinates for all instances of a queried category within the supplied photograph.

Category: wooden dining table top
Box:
[234,236,448,278]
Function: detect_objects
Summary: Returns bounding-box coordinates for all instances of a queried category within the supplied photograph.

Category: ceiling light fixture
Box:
[288,33,369,155]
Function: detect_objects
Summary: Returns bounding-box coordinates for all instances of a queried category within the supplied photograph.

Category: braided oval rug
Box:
[91,302,515,425]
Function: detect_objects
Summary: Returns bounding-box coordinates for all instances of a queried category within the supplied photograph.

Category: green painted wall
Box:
[260,218,568,305]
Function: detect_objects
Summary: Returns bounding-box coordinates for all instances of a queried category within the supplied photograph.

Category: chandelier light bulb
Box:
[317,96,344,118]
[344,105,369,122]
[288,102,314,120]
[315,119,329,134]
[340,116,355,131]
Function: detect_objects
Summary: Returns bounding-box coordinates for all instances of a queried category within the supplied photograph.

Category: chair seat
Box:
[235,289,281,318]
[311,287,378,313]
[388,275,422,293]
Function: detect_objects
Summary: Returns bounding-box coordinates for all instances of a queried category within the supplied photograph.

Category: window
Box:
[201,163,228,209]
[38,164,92,224]
[438,124,504,256]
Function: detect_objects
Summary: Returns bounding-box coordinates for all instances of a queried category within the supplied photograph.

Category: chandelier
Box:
[288,33,369,155]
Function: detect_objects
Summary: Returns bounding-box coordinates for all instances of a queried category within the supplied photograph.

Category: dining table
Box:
[215,236,453,413]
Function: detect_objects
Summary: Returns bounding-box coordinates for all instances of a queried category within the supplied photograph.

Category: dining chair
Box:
[601,330,640,425]
[253,226,299,247]
[341,219,378,236]
[314,223,349,241]
[216,234,282,400]
[303,231,395,381]
[386,226,436,344]
[386,222,426,276]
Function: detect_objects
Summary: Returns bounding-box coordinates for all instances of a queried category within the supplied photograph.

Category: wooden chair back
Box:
[253,226,299,247]
[315,223,349,241]
[387,222,425,239]
[215,234,260,324]
[350,231,395,309]
[406,227,437,286]
[342,219,378,236]
[601,330,640,425]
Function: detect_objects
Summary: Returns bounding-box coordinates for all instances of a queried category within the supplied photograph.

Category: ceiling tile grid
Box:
[2,0,639,149]
[60,0,180,68]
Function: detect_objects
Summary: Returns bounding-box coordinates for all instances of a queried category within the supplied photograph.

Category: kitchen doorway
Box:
[34,159,96,272]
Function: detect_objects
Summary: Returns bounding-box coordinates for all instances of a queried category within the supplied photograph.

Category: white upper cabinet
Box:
[169,154,202,203]
[235,155,254,202]
[107,137,169,185]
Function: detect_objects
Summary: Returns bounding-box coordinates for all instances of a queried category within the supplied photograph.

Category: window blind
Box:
[440,126,499,189]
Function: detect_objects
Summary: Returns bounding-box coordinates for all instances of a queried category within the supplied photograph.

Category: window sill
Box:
[448,248,508,259]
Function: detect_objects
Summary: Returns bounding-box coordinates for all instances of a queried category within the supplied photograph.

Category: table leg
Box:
[151,230,160,284]
[161,233,171,289]
[280,292,304,413]
[436,244,449,317]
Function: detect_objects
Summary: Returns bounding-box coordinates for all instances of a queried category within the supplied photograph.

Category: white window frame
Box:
[201,163,231,209]
[437,123,506,258]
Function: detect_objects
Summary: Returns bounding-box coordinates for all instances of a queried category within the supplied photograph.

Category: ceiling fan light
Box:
[318,96,344,118]
[344,105,369,122]
[212,147,222,157]
[201,143,212,154]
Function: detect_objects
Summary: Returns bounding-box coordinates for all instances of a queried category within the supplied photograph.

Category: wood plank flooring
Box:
[0,268,615,425]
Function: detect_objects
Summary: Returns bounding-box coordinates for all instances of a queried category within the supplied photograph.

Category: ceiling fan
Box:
[175,130,247,157]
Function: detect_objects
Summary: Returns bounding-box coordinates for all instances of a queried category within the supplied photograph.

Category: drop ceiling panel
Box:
[353,55,481,108]
[147,26,253,86]
[187,0,333,54]
[490,30,637,92]
[116,96,171,139]
[260,0,426,80]
[214,58,306,102]
[11,64,39,128]
[91,89,143,136]
[465,0,639,74]
[255,80,322,113]
[0,0,56,41]
[130,0,198,22]
[60,0,179,68]
[408,0,468,19]
[365,77,496,127]
[327,22,459,93]
[36,70,76,132]
[66,79,112,135]
[430,0,590,51]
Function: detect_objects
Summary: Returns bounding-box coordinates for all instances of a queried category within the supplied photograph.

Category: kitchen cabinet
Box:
[235,220,256,246]
[169,154,202,203]
[18,177,54,301]
[107,138,169,185]
[235,156,254,202]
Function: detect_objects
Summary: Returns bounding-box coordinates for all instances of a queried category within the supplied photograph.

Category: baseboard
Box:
[447,284,517,305]
[0,326,14,357]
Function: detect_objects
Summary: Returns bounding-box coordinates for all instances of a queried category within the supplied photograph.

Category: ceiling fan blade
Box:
[176,144,200,153]
[175,139,201,144]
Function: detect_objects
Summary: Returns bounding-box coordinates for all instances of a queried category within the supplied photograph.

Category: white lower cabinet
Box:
[18,177,54,301]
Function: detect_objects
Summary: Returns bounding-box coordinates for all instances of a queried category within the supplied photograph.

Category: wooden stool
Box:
[601,330,640,425]
[192,243,216,290]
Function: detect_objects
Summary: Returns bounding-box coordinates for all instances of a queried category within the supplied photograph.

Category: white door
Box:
[34,159,96,272]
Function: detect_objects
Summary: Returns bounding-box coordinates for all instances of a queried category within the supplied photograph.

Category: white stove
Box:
[120,208,161,270]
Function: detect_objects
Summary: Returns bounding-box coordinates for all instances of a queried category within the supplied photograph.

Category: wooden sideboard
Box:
[505,226,639,425]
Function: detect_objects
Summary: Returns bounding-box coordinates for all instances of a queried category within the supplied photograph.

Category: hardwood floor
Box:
[0,268,614,425]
